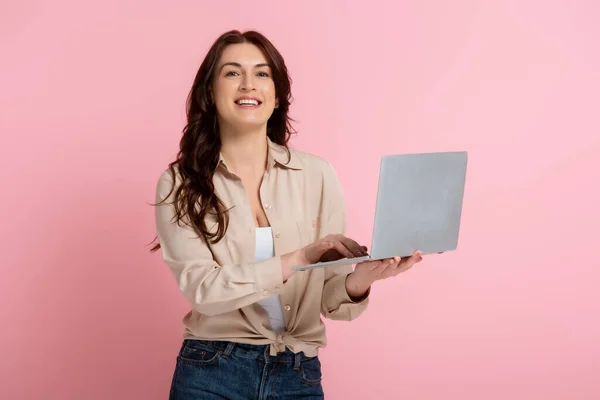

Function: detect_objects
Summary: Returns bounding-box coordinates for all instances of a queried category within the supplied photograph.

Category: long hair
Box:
[150,30,295,252]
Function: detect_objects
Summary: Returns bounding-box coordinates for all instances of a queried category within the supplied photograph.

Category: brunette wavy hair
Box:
[150,30,295,252]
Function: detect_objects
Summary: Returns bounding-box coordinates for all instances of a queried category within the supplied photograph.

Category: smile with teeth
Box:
[235,99,261,106]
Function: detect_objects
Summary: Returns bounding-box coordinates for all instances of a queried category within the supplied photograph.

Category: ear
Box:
[274,97,279,109]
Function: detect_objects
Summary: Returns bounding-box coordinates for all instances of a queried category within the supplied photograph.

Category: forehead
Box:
[217,43,269,67]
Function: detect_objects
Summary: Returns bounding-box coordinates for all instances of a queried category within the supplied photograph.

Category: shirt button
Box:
[275,232,281,238]
[262,290,269,296]
[284,305,291,311]
[264,203,271,210]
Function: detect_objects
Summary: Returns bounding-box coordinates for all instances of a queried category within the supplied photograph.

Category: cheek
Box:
[261,86,277,104]
[213,94,229,114]
[212,82,234,105]
[263,92,275,107]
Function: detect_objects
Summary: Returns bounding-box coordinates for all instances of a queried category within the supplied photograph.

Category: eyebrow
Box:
[218,62,271,72]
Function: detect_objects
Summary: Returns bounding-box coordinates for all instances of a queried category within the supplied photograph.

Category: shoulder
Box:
[287,147,344,198]
[155,165,182,202]
[156,165,178,186]
[288,147,340,181]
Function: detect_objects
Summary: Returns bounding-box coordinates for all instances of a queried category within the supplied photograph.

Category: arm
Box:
[319,162,370,321]
[155,170,291,316]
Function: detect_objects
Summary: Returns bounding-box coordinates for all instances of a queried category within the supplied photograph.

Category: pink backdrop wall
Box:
[2,1,599,399]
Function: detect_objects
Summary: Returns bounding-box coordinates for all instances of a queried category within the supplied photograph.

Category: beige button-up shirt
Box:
[154,138,369,356]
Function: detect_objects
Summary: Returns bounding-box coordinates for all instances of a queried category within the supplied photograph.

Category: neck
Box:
[219,124,269,176]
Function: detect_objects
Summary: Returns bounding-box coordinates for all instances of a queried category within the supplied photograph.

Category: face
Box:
[211,43,278,131]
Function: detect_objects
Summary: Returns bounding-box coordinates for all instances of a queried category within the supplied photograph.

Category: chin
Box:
[233,118,268,127]
[233,118,269,129]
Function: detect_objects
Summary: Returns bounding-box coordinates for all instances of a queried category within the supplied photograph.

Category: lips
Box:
[234,97,261,106]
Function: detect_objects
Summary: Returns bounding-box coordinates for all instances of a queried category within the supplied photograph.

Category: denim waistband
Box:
[182,339,315,367]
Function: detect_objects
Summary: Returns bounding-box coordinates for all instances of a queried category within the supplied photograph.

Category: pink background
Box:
[2,1,599,399]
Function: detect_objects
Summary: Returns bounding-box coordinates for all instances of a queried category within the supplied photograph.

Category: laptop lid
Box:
[369,151,468,259]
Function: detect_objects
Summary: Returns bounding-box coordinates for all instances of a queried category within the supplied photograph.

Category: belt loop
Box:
[223,342,235,358]
[293,352,302,371]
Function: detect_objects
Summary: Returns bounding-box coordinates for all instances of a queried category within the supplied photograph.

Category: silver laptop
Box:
[292,151,468,271]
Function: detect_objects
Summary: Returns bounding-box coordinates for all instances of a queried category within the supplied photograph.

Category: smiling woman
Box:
[212,44,281,139]
[151,31,296,245]
[151,29,423,400]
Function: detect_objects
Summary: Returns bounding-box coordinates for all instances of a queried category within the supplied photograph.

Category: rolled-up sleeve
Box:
[155,170,283,317]
[319,162,370,320]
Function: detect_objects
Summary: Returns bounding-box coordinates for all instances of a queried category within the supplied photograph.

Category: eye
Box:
[257,71,270,78]
[225,71,239,77]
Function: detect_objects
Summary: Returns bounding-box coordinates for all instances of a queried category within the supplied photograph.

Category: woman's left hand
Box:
[345,251,423,300]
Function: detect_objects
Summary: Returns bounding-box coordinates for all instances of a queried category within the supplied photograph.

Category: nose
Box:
[240,74,255,91]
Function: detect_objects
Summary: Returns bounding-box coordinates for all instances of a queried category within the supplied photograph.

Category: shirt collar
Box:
[218,136,302,171]
[266,136,302,170]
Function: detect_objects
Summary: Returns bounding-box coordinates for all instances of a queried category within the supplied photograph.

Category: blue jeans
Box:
[169,339,325,399]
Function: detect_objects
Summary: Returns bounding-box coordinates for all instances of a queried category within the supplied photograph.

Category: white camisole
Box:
[254,227,286,333]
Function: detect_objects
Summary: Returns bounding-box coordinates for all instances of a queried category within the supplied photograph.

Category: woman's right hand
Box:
[281,234,368,281]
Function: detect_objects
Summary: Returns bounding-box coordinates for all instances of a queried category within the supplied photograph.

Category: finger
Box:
[358,258,388,272]
[335,235,368,257]
[319,248,345,262]
[328,240,355,259]
[315,241,344,259]
[403,255,419,267]
[359,260,381,271]
[376,258,395,276]
[382,257,401,276]
[396,254,421,271]
[310,240,367,264]
[345,238,368,257]
[399,251,422,264]
[392,260,412,274]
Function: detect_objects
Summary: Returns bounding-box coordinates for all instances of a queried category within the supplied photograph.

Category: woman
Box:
[153,30,423,399]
